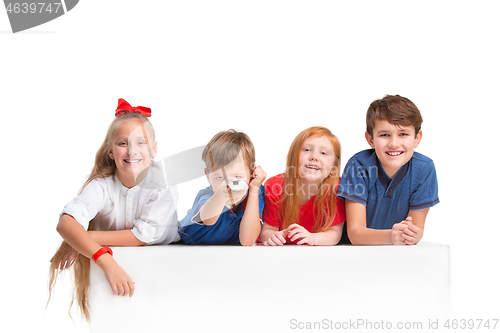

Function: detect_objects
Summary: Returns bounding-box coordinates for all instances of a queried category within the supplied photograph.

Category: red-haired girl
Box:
[48,99,179,320]
[261,126,345,245]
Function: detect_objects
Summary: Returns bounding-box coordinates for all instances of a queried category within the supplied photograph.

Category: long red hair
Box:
[279,126,341,232]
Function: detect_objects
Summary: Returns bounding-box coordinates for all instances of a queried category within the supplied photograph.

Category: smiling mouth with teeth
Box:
[305,165,320,170]
[125,159,142,163]
[386,152,403,156]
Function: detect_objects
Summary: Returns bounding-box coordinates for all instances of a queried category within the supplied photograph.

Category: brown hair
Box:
[201,129,255,173]
[366,94,423,137]
[47,112,155,321]
[280,126,342,232]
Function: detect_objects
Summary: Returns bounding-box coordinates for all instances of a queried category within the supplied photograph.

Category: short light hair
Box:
[202,129,255,173]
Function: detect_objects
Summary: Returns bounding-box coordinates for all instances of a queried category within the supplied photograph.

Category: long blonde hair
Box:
[47,112,154,321]
[279,126,341,232]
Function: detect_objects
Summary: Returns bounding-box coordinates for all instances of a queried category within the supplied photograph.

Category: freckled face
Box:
[297,136,335,188]
[366,119,422,179]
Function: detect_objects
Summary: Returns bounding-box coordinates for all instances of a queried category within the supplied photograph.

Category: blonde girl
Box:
[261,126,346,245]
[48,99,179,320]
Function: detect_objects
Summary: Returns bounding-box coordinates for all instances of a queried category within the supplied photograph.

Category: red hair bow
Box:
[115,98,151,117]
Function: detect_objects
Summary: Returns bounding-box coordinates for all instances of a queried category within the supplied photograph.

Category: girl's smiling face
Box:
[109,120,157,188]
[298,135,336,188]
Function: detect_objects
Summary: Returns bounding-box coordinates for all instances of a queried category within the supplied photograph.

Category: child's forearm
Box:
[348,227,393,245]
[88,230,147,246]
[57,214,135,297]
[311,225,343,246]
[57,214,104,259]
[239,189,261,246]
[199,189,227,225]
[345,199,393,245]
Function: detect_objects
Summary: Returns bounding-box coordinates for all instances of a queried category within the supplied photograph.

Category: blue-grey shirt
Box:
[337,149,439,230]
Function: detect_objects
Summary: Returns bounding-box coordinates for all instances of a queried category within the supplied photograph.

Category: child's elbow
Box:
[56,215,68,235]
[240,238,256,246]
[239,233,259,246]
[346,227,364,245]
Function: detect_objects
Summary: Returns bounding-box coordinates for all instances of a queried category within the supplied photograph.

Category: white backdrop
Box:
[1,1,499,332]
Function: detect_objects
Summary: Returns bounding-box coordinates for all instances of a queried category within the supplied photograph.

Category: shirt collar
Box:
[117,175,145,196]
[376,158,410,198]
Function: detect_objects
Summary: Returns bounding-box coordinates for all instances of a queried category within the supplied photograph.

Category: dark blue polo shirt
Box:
[337,149,439,230]
[178,185,265,244]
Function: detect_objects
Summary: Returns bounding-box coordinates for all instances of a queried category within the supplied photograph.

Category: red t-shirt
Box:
[263,174,346,243]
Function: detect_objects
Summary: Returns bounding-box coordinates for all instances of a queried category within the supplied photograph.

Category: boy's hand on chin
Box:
[249,165,267,191]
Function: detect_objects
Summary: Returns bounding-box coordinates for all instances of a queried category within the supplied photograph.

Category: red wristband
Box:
[92,246,113,263]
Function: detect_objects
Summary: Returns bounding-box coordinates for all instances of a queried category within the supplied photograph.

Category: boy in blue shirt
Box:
[338,95,439,245]
[178,130,266,245]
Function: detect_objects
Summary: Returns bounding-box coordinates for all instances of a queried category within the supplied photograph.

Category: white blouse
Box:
[62,161,180,245]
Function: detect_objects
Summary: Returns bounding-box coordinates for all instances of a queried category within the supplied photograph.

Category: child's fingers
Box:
[129,281,135,297]
[123,282,131,297]
[111,283,118,296]
[404,237,415,245]
[287,228,297,238]
[401,233,415,243]
[286,224,301,233]
[280,229,289,238]
[393,223,407,231]
[297,238,310,245]
[117,279,132,297]
[268,235,279,245]
[271,232,285,245]
[60,253,73,270]
[265,238,277,246]
[401,220,413,227]
[256,166,266,178]
[289,229,304,242]
[275,230,286,241]
[252,166,266,183]
[274,234,285,245]
[62,259,71,270]
[287,224,305,237]
[403,227,417,237]
[58,258,65,270]
[117,283,126,296]
[391,228,406,245]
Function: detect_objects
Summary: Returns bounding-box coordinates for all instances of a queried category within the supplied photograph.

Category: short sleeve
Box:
[262,176,284,228]
[178,188,213,228]
[409,160,440,210]
[131,186,180,245]
[61,180,106,230]
[337,157,369,206]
